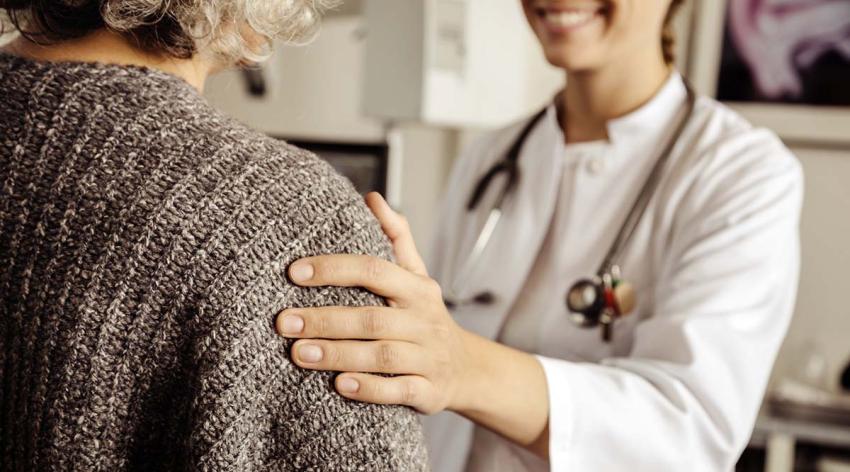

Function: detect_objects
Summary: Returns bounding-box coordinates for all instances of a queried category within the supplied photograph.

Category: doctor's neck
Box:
[558,48,672,144]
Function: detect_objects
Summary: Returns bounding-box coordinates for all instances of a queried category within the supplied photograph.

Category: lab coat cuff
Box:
[536,355,577,472]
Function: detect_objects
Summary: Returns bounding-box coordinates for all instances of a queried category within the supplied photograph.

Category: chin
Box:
[542,49,602,73]
[524,1,613,72]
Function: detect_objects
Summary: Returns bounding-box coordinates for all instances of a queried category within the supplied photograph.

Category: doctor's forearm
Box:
[453,330,552,457]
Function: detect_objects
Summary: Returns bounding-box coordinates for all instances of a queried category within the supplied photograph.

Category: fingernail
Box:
[289,262,314,282]
[280,315,304,335]
[298,344,323,363]
[338,377,360,393]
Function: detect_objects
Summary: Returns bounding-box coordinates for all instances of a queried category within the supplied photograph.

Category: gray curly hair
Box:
[1,0,339,63]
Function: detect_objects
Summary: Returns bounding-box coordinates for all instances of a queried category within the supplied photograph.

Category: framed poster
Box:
[689,0,850,145]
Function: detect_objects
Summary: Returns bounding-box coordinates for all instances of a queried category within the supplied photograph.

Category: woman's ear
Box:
[661,0,686,65]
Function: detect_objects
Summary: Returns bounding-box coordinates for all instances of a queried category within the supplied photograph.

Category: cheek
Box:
[595,0,668,59]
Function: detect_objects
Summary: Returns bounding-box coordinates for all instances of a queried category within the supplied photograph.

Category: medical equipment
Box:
[444,82,697,342]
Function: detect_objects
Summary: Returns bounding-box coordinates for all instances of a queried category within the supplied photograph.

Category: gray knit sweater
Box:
[0,53,428,471]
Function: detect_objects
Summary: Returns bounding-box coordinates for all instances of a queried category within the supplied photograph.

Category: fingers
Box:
[365,192,428,276]
[335,373,438,414]
[288,254,426,304]
[292,339,431,376]
[276,306,425,342]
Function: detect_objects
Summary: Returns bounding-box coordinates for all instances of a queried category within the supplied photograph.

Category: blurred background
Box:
[202,1,850,470]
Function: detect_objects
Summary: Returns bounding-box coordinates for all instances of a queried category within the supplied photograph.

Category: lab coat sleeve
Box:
[537,129,803,471]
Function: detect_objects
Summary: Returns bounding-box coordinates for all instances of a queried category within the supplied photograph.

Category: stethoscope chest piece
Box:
[566,267,637,342]
[566,279,606,328]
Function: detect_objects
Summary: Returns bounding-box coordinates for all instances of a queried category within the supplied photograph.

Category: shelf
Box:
[753,413,850,449]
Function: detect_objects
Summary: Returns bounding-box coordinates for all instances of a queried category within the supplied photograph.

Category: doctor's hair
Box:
[0,0,339,63]
[662,0,686,65]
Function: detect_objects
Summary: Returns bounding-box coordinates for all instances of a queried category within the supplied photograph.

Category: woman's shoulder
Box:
[659,95,804,208]
[57,65,388,282]
[688,96,799,173]
[115,73,362,216]
[183,109,364,219]
[660,96,804,226]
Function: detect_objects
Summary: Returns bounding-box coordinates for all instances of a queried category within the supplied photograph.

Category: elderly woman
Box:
[0,1,427,470]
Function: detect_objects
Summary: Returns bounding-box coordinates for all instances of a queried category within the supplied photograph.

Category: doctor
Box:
[277,0,803,470]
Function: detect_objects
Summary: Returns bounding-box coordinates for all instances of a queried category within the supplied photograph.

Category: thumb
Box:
[365,192,428,276]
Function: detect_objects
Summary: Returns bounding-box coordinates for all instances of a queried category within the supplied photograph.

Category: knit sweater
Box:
[0,52,429,471]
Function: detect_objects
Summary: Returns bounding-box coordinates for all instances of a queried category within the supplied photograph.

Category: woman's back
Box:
[0,53,428,471]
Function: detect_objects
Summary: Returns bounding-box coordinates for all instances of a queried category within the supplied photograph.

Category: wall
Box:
[205,15,385,143]
[391,124,458,262]
[774,146,850,390]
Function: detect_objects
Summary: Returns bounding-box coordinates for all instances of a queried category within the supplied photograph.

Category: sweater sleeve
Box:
[186,150,429,471]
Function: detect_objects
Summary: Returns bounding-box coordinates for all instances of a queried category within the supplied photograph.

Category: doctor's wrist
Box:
[446,329,490,414]
[449,332,551,449]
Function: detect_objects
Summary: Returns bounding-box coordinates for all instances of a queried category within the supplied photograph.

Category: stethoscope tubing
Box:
[595,83,697,277]
[446,207,502,303]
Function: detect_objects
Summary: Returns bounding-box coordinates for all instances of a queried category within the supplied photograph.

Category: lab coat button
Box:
[587,158,605,175]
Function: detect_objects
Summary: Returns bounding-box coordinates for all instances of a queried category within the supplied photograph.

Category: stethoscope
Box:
[444,81,697,342]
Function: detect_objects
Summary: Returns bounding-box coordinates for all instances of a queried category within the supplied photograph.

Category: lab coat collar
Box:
[540,71,688,147]
[605,71,688,144]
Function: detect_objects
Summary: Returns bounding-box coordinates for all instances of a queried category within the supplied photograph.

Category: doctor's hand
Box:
[277,193,477,415]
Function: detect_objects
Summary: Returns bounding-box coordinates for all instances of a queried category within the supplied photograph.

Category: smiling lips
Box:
[533,2,607,32]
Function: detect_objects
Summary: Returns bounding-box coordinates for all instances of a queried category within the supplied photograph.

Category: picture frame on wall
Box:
[688,0,850,145]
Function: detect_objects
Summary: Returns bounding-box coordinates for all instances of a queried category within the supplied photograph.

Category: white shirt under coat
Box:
[425,73,803,472]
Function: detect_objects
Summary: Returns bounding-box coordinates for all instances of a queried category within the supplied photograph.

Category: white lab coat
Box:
[424,73,803,472]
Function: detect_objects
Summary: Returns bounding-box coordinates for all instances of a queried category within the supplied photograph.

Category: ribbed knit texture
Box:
[0,53,429,471]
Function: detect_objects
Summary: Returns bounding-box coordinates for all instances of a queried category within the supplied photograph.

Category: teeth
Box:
[544,10,595,28]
